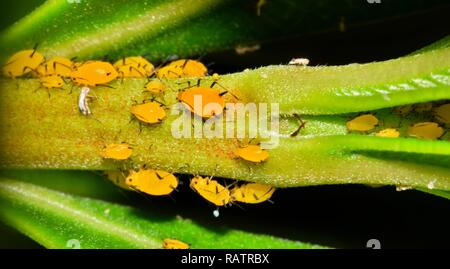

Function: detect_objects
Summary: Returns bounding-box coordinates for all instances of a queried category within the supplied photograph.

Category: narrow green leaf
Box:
[1,0,448,62]
[0,178,323,249]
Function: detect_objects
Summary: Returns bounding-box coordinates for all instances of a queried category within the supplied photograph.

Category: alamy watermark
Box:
[170,97,280,149]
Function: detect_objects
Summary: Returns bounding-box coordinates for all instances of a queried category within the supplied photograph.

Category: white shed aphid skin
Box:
[78,86,94,116]
[288,58,310,66]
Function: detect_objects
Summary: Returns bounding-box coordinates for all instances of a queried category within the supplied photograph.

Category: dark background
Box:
[0,0,449,249]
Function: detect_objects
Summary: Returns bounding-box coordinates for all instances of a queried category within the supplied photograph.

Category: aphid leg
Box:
[128,65,146,77]
[167,70,181,78]
[14,79,20,90]
[68,83,75,95]
[120,72,125,84]
[22,66,37,76]
[182,59,189,69]
[170,184,179,192]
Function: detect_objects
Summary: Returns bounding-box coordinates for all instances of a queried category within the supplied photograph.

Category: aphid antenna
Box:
[213,81,240,100]
[52,60,73,70]
[166,193,177,203]
[96,83,115,89]
[22,66,39,76]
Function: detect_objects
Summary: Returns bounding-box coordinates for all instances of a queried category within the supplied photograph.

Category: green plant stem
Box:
[0,48,449,189]
[224,47,450,114]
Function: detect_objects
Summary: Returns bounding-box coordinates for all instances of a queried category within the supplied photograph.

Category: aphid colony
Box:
[3,47,279,214]
[346,102,449,140]
[104,165,276,210]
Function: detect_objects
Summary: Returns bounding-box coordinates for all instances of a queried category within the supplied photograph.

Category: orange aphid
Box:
[3,48,45,78]
[407,122,444,140]
[376,128,400,138]
[346,114,379,132]
[101,143,133,160]
[177,87,225,118]
[163,238,190,249]
[113,56,154,78]
[144,79,166,94]
[234,144,269,163]
[71,61,118,86]
[39,74,65,89]
[231,183,275,204]
[130,101,166,124]
[434,104,450,124]
[125,168,178,196]
[190,176,231,206]
[157,59,207,78]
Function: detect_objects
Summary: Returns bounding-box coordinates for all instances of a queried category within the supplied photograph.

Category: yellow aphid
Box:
[144,79,166,94]
[234,144,269,163]
[3,48,45,78]
[171,59,207,77]
[130,101,166,124]
[71,61,118,86]
[113,56,154,78]
[434,104,450,124]
[101,143,133,160]
[346,114,379,132]
[231,183,275,204]
[105,170,129,189]
[157,59,207,78]
[190,176,231,206]
[156,64,183,79]
[163,238,190,249]
[177,87,225,118]
[407,122,444,140]
[126,168,178,196]
[375,128,400,138]
[37,57,74,77]
[39,75,64,89]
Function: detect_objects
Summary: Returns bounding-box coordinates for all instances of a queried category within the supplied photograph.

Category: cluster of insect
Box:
[3,46,276,249]
[2,46,276,222]
[346,102,450,140]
